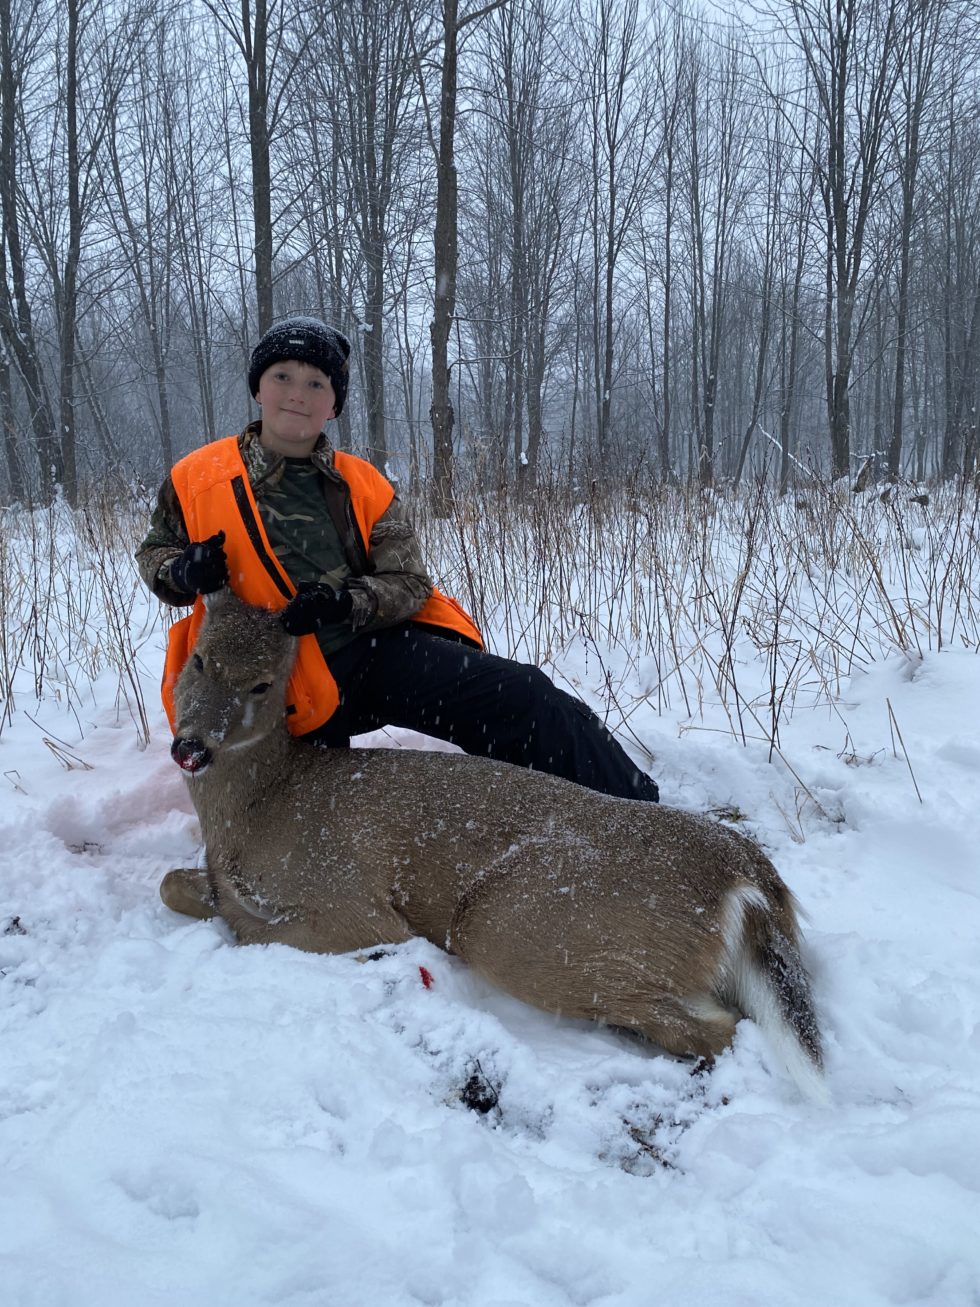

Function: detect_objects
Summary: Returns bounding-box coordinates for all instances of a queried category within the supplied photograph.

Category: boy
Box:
[137,317,658,911]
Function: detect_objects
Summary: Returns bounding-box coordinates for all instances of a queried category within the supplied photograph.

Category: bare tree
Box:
[778,0,909,479]
[457,119,509,474]
[685,28,751,485]
[284,48,359,447]
[464,0,576,489]
[203,0,272,335]
[412,0,506,511]
[171,49,225,444]
[0,0,58,499]
[0,328,24,499]
[327,0,430,471]
[640,8,687,482]
[935,78,980,479]
[733,66,789,487]
[885,0,947,478]
[102,5,181,470]
[575,0,653,462]
[202,0,317,337]
[775,87,819,494]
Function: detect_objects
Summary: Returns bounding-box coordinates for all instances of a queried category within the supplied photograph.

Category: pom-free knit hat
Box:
[248,317,352,416]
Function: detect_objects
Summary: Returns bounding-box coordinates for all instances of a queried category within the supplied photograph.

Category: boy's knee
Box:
[522,664,556,695]
[513,663,571,708]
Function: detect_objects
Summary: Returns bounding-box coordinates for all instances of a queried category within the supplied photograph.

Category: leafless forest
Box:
[1,0,979,506]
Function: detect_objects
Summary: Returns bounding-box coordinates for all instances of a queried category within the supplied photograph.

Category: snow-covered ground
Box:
[2,509,979,1307]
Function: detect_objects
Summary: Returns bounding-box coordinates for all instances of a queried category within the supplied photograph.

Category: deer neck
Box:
[191,723,292,828]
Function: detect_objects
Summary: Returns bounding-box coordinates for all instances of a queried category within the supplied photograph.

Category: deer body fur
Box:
[171,591,824,1092]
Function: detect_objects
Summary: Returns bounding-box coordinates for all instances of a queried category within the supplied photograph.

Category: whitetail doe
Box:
[168,590,824,1097]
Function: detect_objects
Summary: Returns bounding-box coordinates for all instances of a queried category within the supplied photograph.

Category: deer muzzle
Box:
[171,737,213,775]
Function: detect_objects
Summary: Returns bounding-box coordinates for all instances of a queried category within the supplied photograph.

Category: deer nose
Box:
[171,737,213,774]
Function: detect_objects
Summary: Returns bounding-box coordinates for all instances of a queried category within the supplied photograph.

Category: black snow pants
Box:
[308,623,659,804]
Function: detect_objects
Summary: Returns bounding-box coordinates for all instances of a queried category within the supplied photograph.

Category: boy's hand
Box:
[280,582,354,636]
[170,531,229,596]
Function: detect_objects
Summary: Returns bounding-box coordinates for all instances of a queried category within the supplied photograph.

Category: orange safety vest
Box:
[161,436,482,736]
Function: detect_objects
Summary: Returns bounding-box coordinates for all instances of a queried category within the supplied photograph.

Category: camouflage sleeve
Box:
[345,496,433,633]
[134,475,195,607]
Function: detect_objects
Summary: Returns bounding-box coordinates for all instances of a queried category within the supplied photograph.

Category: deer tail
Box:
[719,884,828,1103]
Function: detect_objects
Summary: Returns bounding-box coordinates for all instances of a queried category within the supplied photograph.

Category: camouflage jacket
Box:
[135,423,433,634]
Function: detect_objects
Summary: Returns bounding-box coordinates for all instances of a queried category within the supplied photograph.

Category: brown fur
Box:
[170,591,823,1081]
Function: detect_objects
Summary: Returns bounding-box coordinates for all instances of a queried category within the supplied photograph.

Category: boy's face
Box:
[256,359,337,456]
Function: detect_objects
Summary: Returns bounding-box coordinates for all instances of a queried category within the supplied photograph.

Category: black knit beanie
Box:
[248,317,352,416]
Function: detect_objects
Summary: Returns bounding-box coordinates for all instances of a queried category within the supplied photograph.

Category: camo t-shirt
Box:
[258,456,358,657]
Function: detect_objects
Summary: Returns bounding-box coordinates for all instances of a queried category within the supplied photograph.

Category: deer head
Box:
[171,589,297,775]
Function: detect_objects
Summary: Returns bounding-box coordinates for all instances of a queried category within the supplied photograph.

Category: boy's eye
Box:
[309,380,323,389]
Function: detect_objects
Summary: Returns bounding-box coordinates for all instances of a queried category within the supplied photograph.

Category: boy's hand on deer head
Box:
[170,531,229,596]
[280,582,354,636]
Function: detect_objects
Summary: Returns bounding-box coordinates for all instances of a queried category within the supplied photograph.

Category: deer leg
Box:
[216,885,417,956]
[632,994,739,1062]
[160,867,215,920]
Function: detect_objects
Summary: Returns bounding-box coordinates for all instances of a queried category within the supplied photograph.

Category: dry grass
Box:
[412,474,979,758]
[0,493,153,747]
[0,475,976,764]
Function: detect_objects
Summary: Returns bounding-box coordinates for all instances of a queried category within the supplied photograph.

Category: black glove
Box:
[280,582,354,636]
[169,531,229,596]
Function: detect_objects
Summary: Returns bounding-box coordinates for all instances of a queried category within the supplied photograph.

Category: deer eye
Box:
[251,682,272,696]
[192,654,204,671]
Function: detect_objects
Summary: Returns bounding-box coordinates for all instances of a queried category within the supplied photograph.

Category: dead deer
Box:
[167,590,825,1097]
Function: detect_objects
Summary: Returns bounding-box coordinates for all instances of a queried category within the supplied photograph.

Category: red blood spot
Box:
[419,965,434,989]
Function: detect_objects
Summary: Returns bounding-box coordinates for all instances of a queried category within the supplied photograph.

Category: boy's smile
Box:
[256,359,337,456]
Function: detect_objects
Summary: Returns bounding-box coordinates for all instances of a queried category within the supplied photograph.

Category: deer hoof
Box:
[160,867,215,920]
